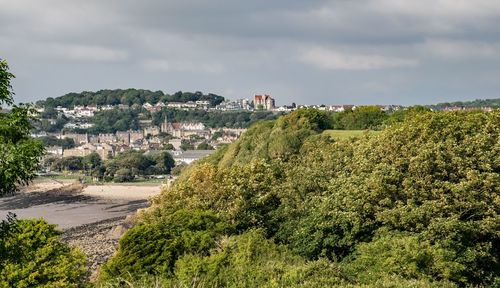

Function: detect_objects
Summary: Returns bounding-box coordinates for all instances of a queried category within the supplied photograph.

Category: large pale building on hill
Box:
[254,94,275,110]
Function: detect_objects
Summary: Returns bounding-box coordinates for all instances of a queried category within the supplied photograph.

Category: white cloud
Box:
[300,47,418,70]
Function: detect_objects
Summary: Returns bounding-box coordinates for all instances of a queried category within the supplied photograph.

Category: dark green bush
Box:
[0,216,86,287]
[100,209,230,281]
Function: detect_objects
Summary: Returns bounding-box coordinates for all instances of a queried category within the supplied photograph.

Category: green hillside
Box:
[96,109,500,287]
[36,88,225,108]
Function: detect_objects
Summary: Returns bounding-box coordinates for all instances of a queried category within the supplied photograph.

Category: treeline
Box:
[97,109,500,287]
[47,150,174,182]
[431,98,500,110]
[40,105,430,135]
[69,108,279,134]
[89,108,142,133]
[331,105,429,130]
[36,89,225,108]
[152,109,279,129]
[39,136,75,149]
[59,105,426,135]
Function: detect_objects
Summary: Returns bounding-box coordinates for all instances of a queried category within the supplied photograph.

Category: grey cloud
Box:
[1,0,500,105]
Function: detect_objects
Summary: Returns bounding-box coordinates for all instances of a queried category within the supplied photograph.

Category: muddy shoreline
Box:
[60,216,130,280]
[0,179,161,279]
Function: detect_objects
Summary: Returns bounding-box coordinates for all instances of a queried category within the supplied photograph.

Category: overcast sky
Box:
[1,0,500,106]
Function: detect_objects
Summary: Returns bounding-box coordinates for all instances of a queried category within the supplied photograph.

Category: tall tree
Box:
[0,60,44,196]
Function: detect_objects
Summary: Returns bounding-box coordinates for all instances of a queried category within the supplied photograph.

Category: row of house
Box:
[214,95,275,111]
[439,106,495,112]
[143,101,211,113]
[53,105,99,118]
[47,120,245,160]
[215,99,251,111]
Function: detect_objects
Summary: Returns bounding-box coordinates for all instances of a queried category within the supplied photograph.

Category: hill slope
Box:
[99,109,500,287]
[36,88,225,108]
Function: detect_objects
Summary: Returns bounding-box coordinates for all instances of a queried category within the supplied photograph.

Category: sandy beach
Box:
[82,184,161,201]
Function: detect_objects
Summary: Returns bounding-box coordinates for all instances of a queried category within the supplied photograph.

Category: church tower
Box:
[161,115,167,133]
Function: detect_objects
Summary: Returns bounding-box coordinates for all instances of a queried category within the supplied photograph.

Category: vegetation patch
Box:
[98,109,500,287]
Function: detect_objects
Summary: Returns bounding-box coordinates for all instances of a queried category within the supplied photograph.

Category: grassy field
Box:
[322,129,380,140]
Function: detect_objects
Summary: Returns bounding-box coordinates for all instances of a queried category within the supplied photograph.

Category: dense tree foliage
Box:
[152,109,278,129]
[100,109,499,287]
[100,210,229,280]
[36,89,225,108]
[68,108,279,134]
[104,150,175,181]
[50,156,85,172]
[49,150,175,182]
[89,108,142,133]
[0,60,44,196]
[331,105,388,130]
[39,135,76,148]
[0,214,86,287]
[196,142,214,150]
[431,98,500,110]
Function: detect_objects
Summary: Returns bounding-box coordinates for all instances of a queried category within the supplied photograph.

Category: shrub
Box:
[174,229,350,287]
[0,215,87,287]
[99,209,230,281]
[113,168,134,182]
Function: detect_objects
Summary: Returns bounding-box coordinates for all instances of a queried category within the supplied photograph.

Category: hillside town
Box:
[30,92,499,173]
[35,120,244,167]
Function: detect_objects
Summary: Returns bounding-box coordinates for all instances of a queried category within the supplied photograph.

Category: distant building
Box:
[215,99,251,111]
[254,94,275,110]
[46,146,63,156]
[130,131,144,143]
[170,150,216,165]
[98,133,117,144]
[63,143,114,160]
[116,131,131,145]
[168,139,182,150]
[142,102,153,111]
[31,131,48,138]
[166,102,198,110]
[161,118,209,139]
[144,126,161,137]
[60,133,89,145]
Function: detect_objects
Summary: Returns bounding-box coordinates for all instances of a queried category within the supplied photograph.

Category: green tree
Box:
[171,163,187,176]
[40,136,75,149]
[100,210,229,281]
[82,152,102,170]
[332,106,388,130]
[196,142,214,150]
[149,151,175,174]
[114,168,134,182]
[180,140,194,151]
[211,130,223,140]
[163,143,175,150]
[50,156,83,172]
[0,215,86,287]
[0,60,44,196]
